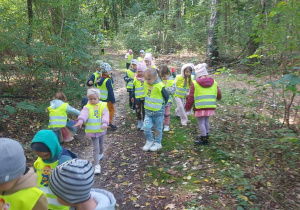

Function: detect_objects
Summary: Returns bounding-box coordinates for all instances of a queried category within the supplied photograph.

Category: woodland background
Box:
[0,0,299,209]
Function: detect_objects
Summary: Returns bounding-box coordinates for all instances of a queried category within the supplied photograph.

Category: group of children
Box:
[0,49,222,210]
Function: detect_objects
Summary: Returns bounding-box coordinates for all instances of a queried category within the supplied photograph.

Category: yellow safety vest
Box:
[98,78,109,100]
[194,81,218,109]
[84,102,107,133]
[34,158,69,210]
[133,78,145,98]
[0,187,44,210]
[144,82,165,111]
[126,70,135,89]
[93,72,101,86]
[126,54,133,63]
[146,65,157,69]
[163,79,175,103]
[137,57,143,62]
[48,103,68,128]
[174,75,191,98]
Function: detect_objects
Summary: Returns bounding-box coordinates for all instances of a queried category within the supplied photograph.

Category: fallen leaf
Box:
[193,180,201,184]
[165,203,176,209]
[130,197,137,202]
[238,195,248,201]
[153,179,159,186]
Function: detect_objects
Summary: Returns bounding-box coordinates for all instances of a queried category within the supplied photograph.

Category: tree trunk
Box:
[207,0,221,65]
[27,0,33,66]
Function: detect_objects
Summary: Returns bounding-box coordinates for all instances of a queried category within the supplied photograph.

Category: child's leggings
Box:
[107,101,115,124]
[129,92,134,109]
[197,116,210,136]
[136,100,145,121]
[91,135,105,165]
[175,97,188,125]
[164,106,171,125]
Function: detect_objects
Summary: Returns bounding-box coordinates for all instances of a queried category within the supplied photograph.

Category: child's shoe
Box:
[182,123,187,126]
[142,141,154,151]
[99,153,104,160]
[194,136,209,146]
[137,120,143,129]
[140,123,144,131]
[163,125,170,132]
[150,143,162,151]
[94,164,101,175]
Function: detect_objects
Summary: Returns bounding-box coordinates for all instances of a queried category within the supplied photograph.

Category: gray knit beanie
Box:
[0,138,26,183]
[49,159,94,204]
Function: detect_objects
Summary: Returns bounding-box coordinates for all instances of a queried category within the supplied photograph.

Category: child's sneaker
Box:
[150,143,162,152]
[142,141,154,151]
[108,124,117,130]
[140,123,144,131]
[163,125,170,132]
[99,153,104,160]
[94,165,101,175]
[137,120,143,129]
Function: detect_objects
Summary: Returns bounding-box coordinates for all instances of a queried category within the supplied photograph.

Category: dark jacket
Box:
[96,74,115,103]
[185,77,222,111]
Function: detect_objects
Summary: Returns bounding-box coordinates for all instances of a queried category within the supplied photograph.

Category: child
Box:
[125,49,133,69]
[124,59,138,110]
[144,53,157,69]
[0,138,48,210]
[142,68,169,152]
[48,92,80,143]
[31,130,77,210]
[49,159,116,210]
[159,65,176,132]
[185,63,222,145]
[96,62,117,130]
[73,88,109,175]
[137,50,145,62]
[174,63,194,126]
[131,61,147,130]
[87,60,103,87]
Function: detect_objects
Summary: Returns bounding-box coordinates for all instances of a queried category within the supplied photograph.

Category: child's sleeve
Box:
[101,107,109,127]
[166,82,176,95]
[185,83,195,110]
[106,80,115,103]
[217,86,222,100]
[87,74,95,87]
[66,105,80,116]
[161,88,169,105]
[77,107,89,125]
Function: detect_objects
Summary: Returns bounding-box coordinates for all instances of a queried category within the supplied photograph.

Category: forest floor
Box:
[1,48,299,210]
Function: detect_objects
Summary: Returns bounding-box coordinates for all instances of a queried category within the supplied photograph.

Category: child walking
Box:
[124,59,138,110]
[137,50,145,62]
[96,62,117,130]
[86,60,103,87]
[131,61,147,130]
[31,130,77,210]
[125,49,133,69]
[142,68,169,152]
[49,159,116,210]
[185,63,222,145]
[144,53,157,69]
[0,138,48,210]
[73,88,109,175]
[159,65,176,132]
[174,63,194,126]
[48,92,80,143]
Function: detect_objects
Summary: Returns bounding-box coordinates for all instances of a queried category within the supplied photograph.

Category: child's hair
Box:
[144,68,158,79]
[184,66,193,87]
[87,88,100,99]
[54,92,67,102]
[159,64,171,77]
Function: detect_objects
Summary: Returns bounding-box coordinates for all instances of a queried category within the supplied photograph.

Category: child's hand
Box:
[73,122,82,128]
[89,81,94,85]
[101,126,107,130]
[131,98,134,103]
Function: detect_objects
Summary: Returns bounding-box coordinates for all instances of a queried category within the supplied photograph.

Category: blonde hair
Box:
[54,92,67,102]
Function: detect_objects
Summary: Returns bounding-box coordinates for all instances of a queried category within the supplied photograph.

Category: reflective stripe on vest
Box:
[144,82,165,111]
[126,54,133,63]
[126,70,135,89]
[34,157,69,210]
[194,81,218,109]
[163,79,175,103]
[93,72,101,86]
[0,187,44,210]
[84,102,107,133]
[48,103,68,128]
[133,78,145,98]
[98,78,109,100]
[174,75,191,98]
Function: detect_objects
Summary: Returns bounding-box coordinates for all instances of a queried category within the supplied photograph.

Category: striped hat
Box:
[49,159,94,204]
